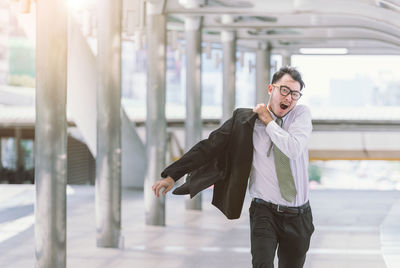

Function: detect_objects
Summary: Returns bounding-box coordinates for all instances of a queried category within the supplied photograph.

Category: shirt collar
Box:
[269,109,289,126]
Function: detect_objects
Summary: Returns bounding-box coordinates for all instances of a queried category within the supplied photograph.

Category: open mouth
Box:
[280,103,289,110]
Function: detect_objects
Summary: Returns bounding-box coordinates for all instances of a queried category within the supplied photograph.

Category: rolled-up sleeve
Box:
[265,106,312,160]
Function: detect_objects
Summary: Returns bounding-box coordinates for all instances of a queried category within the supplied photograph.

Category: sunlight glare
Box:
[67,0,94,10]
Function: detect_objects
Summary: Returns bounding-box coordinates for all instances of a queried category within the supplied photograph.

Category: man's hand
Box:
[152,177,175,197]
[253,103,273,125]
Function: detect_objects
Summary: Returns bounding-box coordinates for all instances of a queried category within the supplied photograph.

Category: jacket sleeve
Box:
[161,109,237,181]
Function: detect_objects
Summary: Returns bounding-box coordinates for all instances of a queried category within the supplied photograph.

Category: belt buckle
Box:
[276,205,284,213]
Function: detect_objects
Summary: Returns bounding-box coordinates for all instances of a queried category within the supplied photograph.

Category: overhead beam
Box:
[236,27,400,48]
[202,13,400,39]
[165,0,400,30]
[273,47,400,56]
[164,20,400,54]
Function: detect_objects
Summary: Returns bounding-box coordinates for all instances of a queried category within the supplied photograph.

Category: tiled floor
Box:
[1,185,399,268]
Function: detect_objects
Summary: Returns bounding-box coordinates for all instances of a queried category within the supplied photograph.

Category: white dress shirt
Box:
[248,104,313,207]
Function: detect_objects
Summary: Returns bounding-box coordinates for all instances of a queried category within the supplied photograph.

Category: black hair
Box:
[271,66,305,90]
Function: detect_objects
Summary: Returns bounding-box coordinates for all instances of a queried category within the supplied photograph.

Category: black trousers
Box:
[249,199,314,268]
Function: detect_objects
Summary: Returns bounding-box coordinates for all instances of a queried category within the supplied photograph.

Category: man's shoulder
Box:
[292,104,311,116]
[287,105,312,125]
[293,104,310,112]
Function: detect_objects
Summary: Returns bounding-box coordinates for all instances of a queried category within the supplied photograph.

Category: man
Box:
[152,66,314,268]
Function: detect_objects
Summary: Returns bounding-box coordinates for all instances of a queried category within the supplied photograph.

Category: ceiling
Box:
[159,0,400,55]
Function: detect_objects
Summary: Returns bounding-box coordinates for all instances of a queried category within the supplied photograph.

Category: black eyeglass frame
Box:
[272,84,303,100]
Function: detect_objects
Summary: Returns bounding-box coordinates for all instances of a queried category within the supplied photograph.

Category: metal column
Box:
[282,52,292,67]
[0,138,2,169]
[184,16,202,210]
[220,15,236,122]
[96,0,122,247]
[144,1,167,226]
[255,42,271,104]
[35,0,67,266]
[221,34,236,122]
[15,127,24,172]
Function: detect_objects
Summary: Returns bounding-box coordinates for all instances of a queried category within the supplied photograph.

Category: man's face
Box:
[267,74,301,118]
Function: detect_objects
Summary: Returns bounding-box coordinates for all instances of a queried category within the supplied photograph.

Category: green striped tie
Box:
[272,118,297,202]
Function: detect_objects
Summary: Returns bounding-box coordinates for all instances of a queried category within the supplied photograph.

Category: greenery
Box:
[308,163,322,183]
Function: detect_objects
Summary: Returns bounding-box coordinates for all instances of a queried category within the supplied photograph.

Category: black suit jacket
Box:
[161,108,258,219]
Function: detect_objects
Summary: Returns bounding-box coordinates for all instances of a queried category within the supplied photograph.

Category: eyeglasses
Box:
[272,84,302,100]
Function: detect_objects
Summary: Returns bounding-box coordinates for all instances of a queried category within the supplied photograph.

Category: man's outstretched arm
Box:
[152,109,239,197]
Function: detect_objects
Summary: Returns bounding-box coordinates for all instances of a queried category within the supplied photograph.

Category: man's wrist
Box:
[265,117,273,125]
[261,116,273,126]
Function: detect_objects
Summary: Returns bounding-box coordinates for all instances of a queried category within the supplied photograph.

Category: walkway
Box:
[1,185,399,267]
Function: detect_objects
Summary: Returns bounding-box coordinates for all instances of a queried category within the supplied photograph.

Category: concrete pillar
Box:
[221,16,236,122]
[184,16,202,210]
[35,0,67,266]
[96,0,122,247]
[255,42,271,105]
[282,51,291,67]
[144,1,167,226]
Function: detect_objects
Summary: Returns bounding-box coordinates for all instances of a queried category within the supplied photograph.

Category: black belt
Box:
[253,198,310,214]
